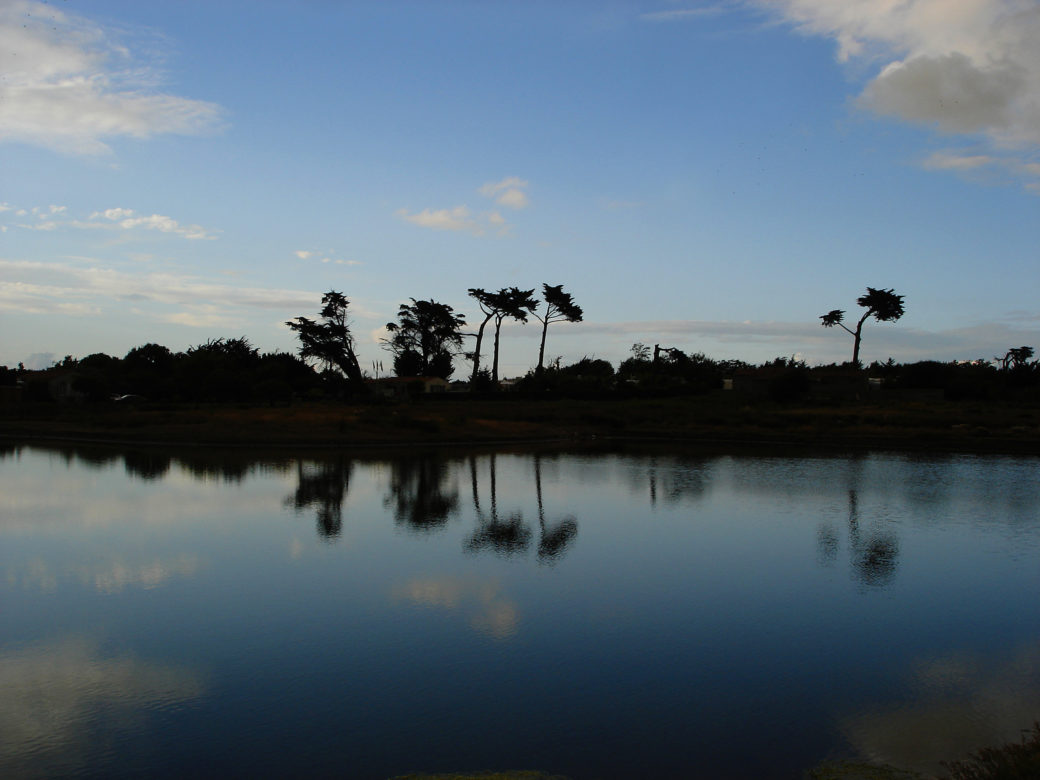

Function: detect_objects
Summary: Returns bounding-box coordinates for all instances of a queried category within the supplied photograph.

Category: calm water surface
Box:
[1,444,1038,779]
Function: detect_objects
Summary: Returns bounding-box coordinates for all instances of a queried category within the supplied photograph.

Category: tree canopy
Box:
[384,298,466,379]
[821,287,905,366]
[286,291,365,389]
[490,287,539,383]
[534,283,583,374]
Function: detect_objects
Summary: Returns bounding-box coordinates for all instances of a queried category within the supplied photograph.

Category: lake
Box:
[1,443,1038,779]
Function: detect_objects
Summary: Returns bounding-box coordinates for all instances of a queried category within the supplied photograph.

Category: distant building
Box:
[367,376,449,399]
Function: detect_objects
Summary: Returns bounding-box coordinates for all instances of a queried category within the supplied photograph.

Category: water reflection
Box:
[2,443,1038,779]
[842,638,1040,774]
[534,453,577,564]
[466,453,533,555]
[815,456,900,589]
[287,457,354,539]
[463,453,580,562]
[392,576,520,639]
[124,449,172,481]
[0,637,204,778]
[384,456,459,531]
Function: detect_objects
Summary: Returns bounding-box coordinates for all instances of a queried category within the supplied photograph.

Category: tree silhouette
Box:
[490,287,538,383]
[534,283,583,375]
[820,287,905,366]
[997,346,1035,371]
[384,298,466,379]
[286,291,365,390]
[466,288,503,385]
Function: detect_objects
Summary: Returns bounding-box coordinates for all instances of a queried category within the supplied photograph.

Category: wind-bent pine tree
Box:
[467,288,503,385]
[534,283,583,374]
[491,287,538,383]
[286,290,365,389]
[820,287,905,366]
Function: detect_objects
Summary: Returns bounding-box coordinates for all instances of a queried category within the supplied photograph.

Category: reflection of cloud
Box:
[6,557,59,592]
[6,555,201,594]
[392,576,520,640]
[0,637,204,776]
[842,639,1040,774]
[81,555,201,593]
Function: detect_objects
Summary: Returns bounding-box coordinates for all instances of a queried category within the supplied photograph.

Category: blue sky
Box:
[2,0,1038,375]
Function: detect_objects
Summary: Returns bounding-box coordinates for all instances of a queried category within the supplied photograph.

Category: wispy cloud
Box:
[479,176,529,209]
[3,204,218,240]
[397,177,530,237]
[922,151,996,171]
[396,205,478,233]
[0,0,224,155]
[294,249,362,266]
[87,208,217,240]
[640,7,726,23]
[752,0,1040,192]
[0,259,320,328]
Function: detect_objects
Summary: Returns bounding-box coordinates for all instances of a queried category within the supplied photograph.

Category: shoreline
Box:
[3,395,1039,455]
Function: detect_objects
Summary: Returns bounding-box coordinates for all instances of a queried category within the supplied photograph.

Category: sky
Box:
[2,0,1039,375]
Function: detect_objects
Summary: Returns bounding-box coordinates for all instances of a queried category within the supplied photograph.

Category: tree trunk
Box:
[851,311,870,367]
[470,317,490,384]
[492,317,503,383]
[536,317,550,375]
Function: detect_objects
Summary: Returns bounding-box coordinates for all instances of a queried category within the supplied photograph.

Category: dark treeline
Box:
[2,281,1038,404]
[4,338,1039,406]
[3,338,324,405]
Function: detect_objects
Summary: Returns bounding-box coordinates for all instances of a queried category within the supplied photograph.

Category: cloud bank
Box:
[0,0,223,155]
[752,0,1040,189]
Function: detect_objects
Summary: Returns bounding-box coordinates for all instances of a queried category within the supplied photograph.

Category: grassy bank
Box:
[2,393,1039,453]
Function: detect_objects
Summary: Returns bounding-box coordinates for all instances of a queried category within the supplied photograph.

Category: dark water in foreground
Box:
[1,444,1038,779]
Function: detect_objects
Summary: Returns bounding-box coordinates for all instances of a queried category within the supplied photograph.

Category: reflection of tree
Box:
[123,450,171,481]
[384,456,458,531]
[178,456,251,483]
[465,453,532,556]
[466,513,533,555]
[465,453,579,561]
[639,455,709,507]
[287,458,354,539]
[847,489,899,588]
[534,453,577,564]
[816,457,900,589]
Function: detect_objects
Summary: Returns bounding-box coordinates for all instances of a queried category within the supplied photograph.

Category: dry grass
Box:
[2,394,1038,452]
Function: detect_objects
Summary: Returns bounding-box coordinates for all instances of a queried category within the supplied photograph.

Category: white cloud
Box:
[295,249,363,266]
[6,205,218,240]
[921,151,996,170]
[397,178,530,236]
[396,205,481,234]
[0,0,224,155]
[88,208,217,240]
[479,176,530,209]
[754,0,1040,189]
